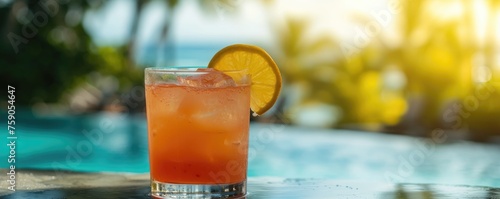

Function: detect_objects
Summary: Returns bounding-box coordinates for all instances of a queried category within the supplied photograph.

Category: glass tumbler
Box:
[144,67,250,198]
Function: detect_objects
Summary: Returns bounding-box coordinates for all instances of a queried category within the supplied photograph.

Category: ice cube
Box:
[177,68,236,87]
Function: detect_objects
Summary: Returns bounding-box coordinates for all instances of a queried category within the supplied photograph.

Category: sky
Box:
[81,0,399,67]
[83,0,272,46]
[82,0,388,47]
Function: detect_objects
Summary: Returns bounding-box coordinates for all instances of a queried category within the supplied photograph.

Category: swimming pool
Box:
[2,111,499,188]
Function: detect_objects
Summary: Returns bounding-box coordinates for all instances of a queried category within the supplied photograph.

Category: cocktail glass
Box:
[144,67,250,198]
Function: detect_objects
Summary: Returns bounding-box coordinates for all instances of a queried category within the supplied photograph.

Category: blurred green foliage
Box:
[0,0,143,107]
[274,0,500,140]
[0,1,97,105]
[276,17,407,130]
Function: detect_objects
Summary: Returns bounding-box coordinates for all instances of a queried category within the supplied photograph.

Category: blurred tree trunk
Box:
[126,0,148,67]
[157,0,179,66]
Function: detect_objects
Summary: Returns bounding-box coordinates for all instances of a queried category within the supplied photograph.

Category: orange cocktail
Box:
[144,68,250,197]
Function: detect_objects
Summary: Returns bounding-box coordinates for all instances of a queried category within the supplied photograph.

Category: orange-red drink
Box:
[145,68,250,198]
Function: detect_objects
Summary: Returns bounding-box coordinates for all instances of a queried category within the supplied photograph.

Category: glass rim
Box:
[145,67,248,74]
[144,66,251,86]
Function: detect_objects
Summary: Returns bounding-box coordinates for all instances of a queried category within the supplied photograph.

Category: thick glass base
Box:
[151,180,246,199]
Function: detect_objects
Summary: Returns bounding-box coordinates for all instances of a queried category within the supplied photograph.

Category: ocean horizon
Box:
[136,43,239,67]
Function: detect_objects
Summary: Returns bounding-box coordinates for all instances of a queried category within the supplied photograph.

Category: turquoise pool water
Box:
[1,111,499,188]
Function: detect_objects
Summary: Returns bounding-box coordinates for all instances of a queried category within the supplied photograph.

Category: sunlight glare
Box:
[427,0,464,22]
[473,0,489,46]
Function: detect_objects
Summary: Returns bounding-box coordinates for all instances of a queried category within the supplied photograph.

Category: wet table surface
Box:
[1,169,500,199]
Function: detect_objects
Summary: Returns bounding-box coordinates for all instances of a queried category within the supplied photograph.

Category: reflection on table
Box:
[1,170,499,199]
